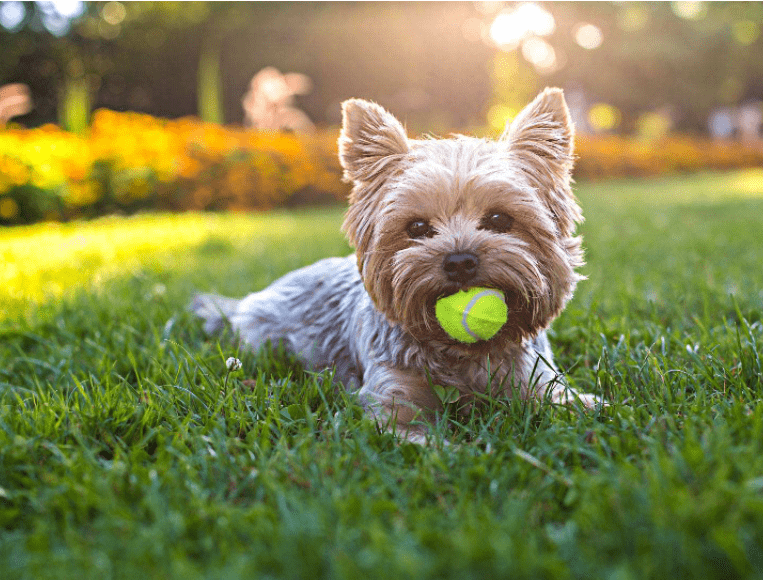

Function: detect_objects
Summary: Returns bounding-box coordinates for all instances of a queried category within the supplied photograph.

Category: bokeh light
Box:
[521,37,557,73]
[98,19,121,40]
[101,2,127,26]
[48,0,85,18]
[0,197,19,220]
[733,20,760,46]
[0,1,761,167]
[617,5,649,32]
[574,23,603,50]
[0,1,26,30]
[490,11,527,49]
[474,1,504,16]
[588,103,621,132]
[671,1,708,21]
[637,111,673,140]
[515,3,555,37]
[489,3,555,50]
[37,0,85,36]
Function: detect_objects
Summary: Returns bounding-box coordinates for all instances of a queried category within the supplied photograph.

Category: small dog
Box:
[191,88,600,443]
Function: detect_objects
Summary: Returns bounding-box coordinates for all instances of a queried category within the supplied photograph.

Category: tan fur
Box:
[339,88,584,345]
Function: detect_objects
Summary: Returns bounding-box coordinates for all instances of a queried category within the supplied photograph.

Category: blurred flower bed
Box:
[1,110,762,225]
[574,135,763,180]
[0,110,345,225]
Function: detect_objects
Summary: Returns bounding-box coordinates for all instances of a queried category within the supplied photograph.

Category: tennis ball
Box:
[435,287,508,343]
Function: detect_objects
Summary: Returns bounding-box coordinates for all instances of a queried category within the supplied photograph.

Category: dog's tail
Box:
[189,293,240,334]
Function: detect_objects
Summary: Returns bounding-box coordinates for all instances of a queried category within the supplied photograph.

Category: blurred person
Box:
[242,67,314,132]
[0,83,32,126]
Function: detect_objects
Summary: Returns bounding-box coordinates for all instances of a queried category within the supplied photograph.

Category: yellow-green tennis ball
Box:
[435,288,508,343]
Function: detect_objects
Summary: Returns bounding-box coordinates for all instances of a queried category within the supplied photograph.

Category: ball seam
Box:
[461,289,504,341]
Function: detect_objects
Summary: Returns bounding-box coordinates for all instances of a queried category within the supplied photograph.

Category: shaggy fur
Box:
[191,88,600,443]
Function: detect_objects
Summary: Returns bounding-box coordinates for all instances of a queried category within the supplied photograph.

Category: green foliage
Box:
[4,3,763,132]
[1,172,763,578]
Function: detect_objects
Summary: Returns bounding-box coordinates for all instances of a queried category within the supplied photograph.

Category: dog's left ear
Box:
[340,99,409,265]
[502,88,582,235]
[338,99,409,183]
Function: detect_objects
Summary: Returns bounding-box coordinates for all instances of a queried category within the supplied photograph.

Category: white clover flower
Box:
[226,357,242,372]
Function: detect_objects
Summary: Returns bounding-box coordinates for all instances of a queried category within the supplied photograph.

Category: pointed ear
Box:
[338,99,409,183]
[503,88,581,235]
[503,87,574,167]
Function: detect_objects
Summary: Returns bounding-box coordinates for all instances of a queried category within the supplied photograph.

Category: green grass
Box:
[1,169,763,579]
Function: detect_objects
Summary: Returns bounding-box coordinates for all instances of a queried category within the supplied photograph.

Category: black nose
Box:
[443,252,479,284]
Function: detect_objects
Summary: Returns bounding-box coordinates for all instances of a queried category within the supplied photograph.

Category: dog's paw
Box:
[574,392,608,409]
[550,387,608,409]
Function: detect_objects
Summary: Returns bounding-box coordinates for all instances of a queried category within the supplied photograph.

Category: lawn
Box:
[1,169,762,579]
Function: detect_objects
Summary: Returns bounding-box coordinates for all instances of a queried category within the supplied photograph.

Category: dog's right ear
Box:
[502,88,582,237]
[338,99,409,183]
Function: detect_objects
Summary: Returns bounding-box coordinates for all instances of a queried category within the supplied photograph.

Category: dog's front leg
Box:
[526,368,605,409]
[527,333,604,409]
[357,363,443,444]
[537,380,604,409]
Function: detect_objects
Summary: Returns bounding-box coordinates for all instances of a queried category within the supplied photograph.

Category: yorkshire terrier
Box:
[191,88,601,443]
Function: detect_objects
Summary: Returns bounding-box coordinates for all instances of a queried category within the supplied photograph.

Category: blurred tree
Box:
[0,2,284,127]
[1,1,762,134]
[544,2,763,132]
[0,1,96,132]
[0,2,496,131]
[111,2,278,124]
[257,2,495,132]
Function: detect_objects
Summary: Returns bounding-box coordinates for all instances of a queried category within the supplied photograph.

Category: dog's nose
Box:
[443,252,479,284]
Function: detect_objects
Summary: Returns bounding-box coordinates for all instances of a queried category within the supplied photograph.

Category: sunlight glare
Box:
[515,3,555,37]
[521,37,557,72]
[49,0,85,18]
[671,1,708,21]
[490,12,525,48]
[489,3,555,49]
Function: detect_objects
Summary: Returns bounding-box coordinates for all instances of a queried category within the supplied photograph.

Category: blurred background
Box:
[1,0,762,225]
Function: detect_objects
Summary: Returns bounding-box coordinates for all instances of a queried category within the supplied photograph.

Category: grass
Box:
[1,169,763,579]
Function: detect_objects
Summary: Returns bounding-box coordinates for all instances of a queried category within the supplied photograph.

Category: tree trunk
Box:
[59,73,90,134]
[198,38,224,125]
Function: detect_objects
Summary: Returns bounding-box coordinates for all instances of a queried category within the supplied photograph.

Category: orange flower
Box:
[3,108,763,224]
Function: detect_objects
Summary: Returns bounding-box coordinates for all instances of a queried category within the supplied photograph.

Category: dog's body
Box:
[192,88,600,442]
[193,254,561,419]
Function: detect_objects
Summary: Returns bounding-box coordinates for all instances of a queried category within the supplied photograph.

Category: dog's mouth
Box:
[438,282,486,298]
[436,283,519,300]
[424,285,525,346]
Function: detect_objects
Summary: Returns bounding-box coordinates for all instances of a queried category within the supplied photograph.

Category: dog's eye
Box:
[480,212,514,233]
[406,219,435,239]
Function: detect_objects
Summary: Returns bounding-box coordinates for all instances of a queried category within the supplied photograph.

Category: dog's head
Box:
[338,88,584,346]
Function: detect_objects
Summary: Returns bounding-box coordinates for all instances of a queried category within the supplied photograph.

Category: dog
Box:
[191,88,601,443]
